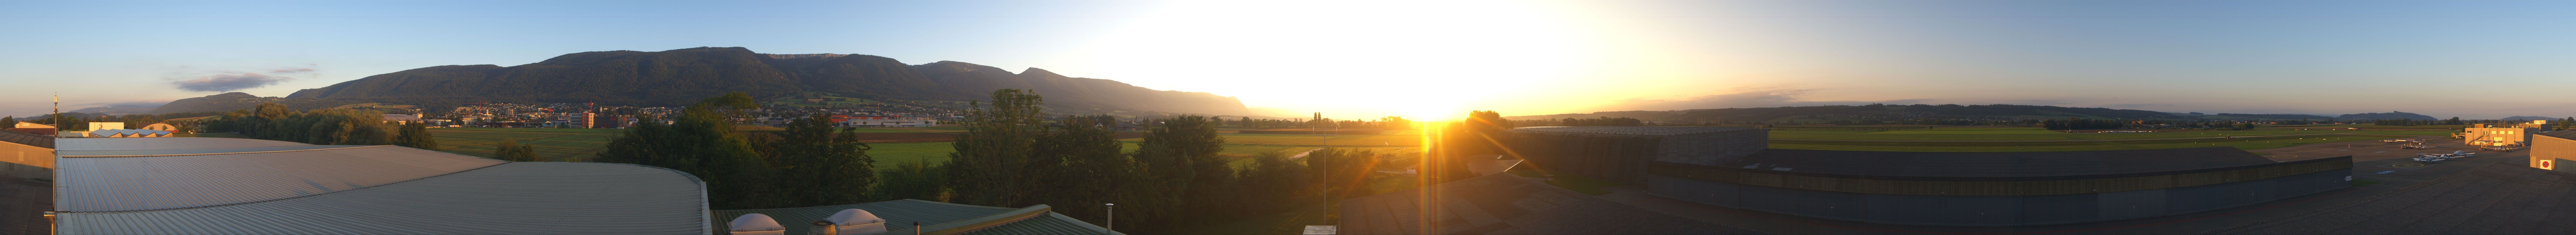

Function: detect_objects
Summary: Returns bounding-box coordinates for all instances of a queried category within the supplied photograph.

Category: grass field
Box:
[1770,134,2410,152]
[427,128,623,161]
[1126,133,1423,146]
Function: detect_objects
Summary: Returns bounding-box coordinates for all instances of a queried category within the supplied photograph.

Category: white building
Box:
[842,118,937,127]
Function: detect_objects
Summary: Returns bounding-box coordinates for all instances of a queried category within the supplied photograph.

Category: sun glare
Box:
[1059,0,1605,119]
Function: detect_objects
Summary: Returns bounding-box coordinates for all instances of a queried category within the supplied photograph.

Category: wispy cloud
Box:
[168,67,314,92]
[1593,87,1931,111]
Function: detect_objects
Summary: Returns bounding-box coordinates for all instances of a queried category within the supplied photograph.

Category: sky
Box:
[6,0,2576,120]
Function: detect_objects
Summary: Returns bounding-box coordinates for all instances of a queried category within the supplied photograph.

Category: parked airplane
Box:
[2413,151,2477,163]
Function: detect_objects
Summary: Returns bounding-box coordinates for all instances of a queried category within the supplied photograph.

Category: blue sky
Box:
[6,1,2576,119]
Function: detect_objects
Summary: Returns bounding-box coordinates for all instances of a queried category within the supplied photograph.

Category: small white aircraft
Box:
[2413,151,2477,163]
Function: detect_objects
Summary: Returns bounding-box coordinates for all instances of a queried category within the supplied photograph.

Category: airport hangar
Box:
[23,137,1116,235]
[1505,126,2354,227]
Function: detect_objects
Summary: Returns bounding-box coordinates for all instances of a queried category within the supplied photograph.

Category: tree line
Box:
[891,89,1314,233]
[591,92,879,210]
[198,103,438,149]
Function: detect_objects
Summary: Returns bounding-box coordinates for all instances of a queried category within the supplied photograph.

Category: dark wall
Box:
[1648,169,2351,227]
[1508,130,1766,184]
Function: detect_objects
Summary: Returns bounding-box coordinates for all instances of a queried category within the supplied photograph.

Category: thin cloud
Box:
[1593,88,1931,112]
[171,71,295,92]
[168,67,314,92]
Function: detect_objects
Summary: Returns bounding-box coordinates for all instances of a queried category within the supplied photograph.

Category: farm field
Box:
[427,128,622,161]
[1772,129,2450,141]
[1770,134,2410,152]
[1128,133,1422,146]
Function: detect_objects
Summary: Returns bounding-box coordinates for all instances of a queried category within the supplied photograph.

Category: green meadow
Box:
[427,128,625,161]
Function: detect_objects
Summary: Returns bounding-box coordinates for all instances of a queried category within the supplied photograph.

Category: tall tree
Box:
[594,92,776,209]
[1037,115,1133,225]
[764,113,879,207]
[1135,115,1229,224]
[494,139,539,162]
[395,122,439,150]
[947,89,1048,207]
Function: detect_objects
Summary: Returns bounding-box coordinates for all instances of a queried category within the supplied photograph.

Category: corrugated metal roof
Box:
[711,199,1118,235]
[0,129,51,149]
[1729,147,2278,178]
[55,137,309,151]
[56,145,505,212]
[964,213,1121,235]
[1505,126,1765,136]
[57,145,380,157]
[2542,130,2576,140]
[55,162,710,235]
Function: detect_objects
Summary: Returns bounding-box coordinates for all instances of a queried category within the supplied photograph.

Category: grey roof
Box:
[711,199,1120,235]
[0,129,50,149]
[1337,173,1755,235]
[2542,130,2576,140]
[56,145,506,212]
[55,137,309,151]
[2215,163,2576,234]
[1505,126,1765,136]
[56,162,710,235]
[1726,147,2279,178]
[57,145,378,157]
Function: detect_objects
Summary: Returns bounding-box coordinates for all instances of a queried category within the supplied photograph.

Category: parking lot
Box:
[2258,137,2518,162]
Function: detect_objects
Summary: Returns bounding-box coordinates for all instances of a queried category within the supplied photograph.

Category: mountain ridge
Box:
[151,47,1249,115]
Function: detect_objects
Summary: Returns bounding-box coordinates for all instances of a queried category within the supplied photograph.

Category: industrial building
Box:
[712,199,1120,235]
[1502,126,2354,227]
[2527,130,2576,171]
[0,130,52,180]
[49,137,712,234]
[2462,120,2547,146]
[19,136,1121,235]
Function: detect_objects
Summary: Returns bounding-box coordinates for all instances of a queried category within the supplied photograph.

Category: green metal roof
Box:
[710,199,1120,235]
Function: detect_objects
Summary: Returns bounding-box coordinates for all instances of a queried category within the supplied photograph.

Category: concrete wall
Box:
[1654,130,1767,166]
[1509,129,1767,185]
[0,141,51,180]
[1648,169,2352,227]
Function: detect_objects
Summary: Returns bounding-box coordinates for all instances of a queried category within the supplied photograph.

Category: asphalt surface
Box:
[1774,133,2373,142]
[1590,136,2522,234]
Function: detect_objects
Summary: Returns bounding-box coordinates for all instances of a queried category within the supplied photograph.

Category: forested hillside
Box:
[229,47,1247,115]
[1508,104,2368,124]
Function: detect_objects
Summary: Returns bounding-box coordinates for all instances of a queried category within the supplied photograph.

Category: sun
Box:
[1057,0,1608,120]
